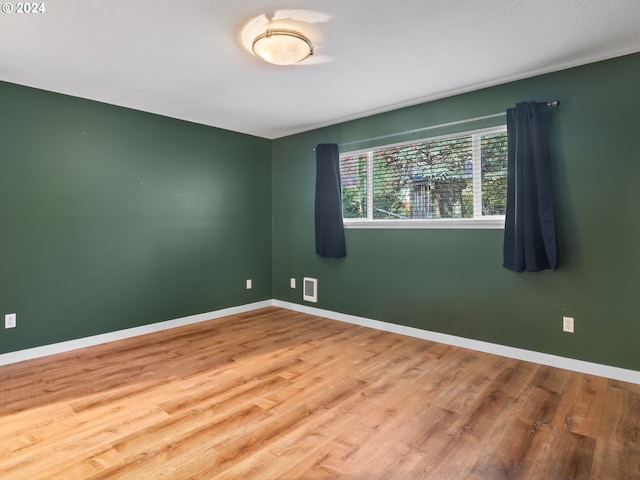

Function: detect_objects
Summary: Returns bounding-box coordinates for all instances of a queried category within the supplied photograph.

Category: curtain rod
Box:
[313,100,560,151]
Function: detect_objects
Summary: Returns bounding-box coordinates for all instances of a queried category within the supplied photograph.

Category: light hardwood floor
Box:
[1,307,639,479]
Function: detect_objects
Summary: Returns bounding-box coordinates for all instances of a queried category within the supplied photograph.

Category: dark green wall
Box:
[272,53,640,371]
[0,82,272,354]
[3,54,639,371]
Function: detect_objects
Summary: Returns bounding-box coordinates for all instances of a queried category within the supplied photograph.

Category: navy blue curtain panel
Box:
[503,102,557,272]
[315,143,347,258]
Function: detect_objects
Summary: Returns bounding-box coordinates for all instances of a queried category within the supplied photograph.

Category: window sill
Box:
[343,218,505,229]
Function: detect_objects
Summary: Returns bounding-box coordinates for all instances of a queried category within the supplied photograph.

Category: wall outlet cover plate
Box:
[5,313,16,329]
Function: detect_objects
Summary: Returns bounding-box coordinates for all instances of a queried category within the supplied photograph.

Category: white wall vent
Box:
[303,277,318,303]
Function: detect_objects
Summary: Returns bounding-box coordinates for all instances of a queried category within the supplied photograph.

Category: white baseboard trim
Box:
[3,299,638,385]
[0,300,272,367]
[274,300,640,385]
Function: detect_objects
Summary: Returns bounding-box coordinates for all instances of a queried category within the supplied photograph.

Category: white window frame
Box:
[341,126,507,229]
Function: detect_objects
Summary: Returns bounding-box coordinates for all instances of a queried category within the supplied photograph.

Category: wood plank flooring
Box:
[1,307,639,479]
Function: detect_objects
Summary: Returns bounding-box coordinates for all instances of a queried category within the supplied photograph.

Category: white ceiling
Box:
[1,1,639,139]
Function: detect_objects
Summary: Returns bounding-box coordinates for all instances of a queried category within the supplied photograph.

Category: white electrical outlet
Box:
[246,279,252,289]
[5,313,16,329]
[290,278,296,289]
[563,316,574,333]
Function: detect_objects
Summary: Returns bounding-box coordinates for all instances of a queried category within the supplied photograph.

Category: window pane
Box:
[372,146,411,219]
[372,137,473,219]
[480,132,508,216]
[339,126,507,226]
[340,153,367,218]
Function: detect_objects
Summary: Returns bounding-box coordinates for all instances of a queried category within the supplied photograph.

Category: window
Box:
[339,126,507,228]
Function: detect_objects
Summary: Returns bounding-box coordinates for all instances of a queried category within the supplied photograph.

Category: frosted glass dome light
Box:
[252,29,313,65]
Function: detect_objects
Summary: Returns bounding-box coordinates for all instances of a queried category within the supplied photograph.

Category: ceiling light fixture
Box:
[252,29,313,65]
